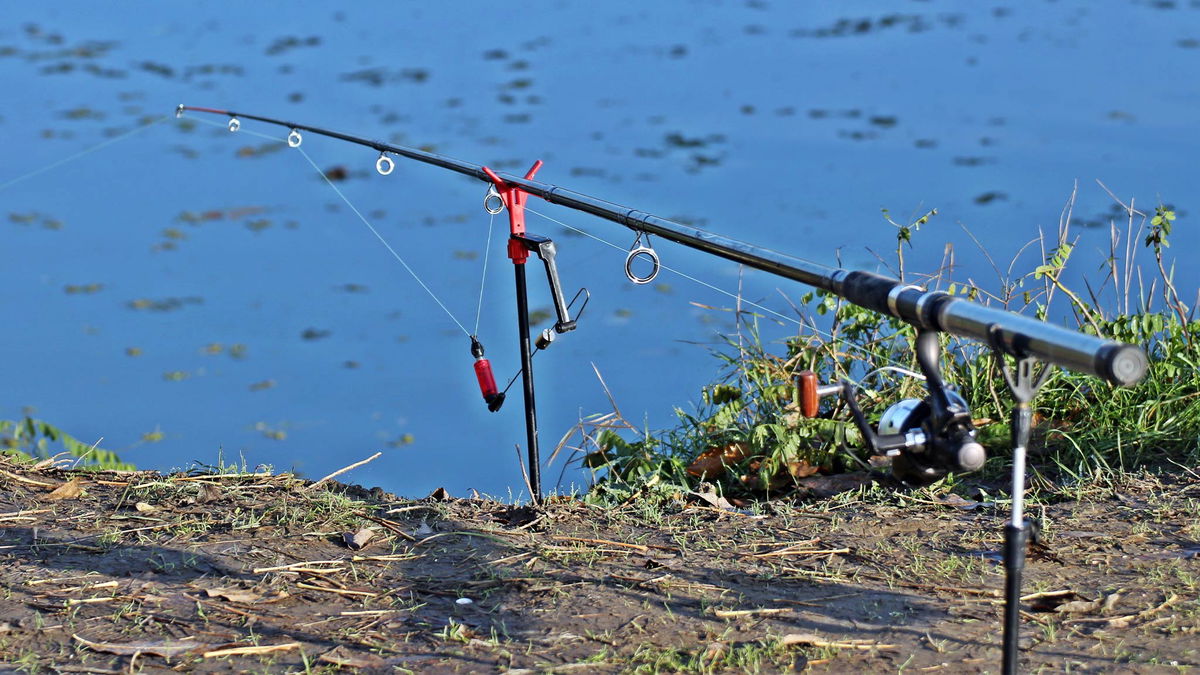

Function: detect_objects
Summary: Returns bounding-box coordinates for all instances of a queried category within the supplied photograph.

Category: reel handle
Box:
[796,370,842,418]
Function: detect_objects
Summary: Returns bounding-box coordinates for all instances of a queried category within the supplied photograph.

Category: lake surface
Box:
[2,1,1197,498]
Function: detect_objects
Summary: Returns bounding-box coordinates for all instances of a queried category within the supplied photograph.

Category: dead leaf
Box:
[203,642,301,658]
[780,632,897,650]
[793,472,873,498]
[134,501,155,513]
[319,645,386,668]
[196,483,222,504]
[342,527,376,550]
[1055,599,1102,614]
[1101,591,1122,612]
[689,483,736,511]
[701,642,728,661]
[781,402,803,427]
[936,493,981,510]
[44,477,84,501]
[780,632,831,646]
[427,486,450,501]
[641,553,682,571]
[74,634,211,658]
[204,587,265,603]
[687,442,750,479]
[787,460,819,479]
[1024,589,1087,612]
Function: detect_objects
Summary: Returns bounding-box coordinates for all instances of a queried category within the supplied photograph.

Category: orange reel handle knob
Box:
[797,370,820,418]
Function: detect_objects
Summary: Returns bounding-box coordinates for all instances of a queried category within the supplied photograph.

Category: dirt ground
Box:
[0,458,1196,674]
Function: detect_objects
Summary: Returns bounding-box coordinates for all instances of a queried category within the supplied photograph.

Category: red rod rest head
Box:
[482,161,544,264]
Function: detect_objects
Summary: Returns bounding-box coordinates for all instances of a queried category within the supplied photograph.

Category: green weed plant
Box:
[0,415,131,470]
[562,189,1198,504]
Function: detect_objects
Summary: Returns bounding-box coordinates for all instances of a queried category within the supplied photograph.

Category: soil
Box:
[0,458,1197,674]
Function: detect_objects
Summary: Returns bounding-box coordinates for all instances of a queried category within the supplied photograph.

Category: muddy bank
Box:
[0,458,1197,673]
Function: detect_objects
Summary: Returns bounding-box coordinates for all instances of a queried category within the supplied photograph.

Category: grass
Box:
[3,452,1194,673]
[560,188,1199,505]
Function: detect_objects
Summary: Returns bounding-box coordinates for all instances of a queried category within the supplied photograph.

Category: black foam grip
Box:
[839,271,899,316]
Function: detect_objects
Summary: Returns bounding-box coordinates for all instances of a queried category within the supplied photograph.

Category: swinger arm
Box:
[514,233,576,333]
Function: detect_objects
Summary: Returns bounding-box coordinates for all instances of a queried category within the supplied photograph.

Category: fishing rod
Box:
[177,106,1146,385]
[179,105,1147,674]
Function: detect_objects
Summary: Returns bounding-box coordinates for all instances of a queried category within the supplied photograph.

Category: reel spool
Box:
[876,392,984,486]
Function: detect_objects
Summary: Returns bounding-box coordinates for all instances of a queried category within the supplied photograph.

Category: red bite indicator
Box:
[470,338,505,412]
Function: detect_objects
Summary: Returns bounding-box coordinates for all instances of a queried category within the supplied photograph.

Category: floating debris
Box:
[236,143,284,159]
[64,283,103,295]
[265,35,321,56]
[973,191,1008,205]
[254,422,287,441]
[387,434,415,448]
[127,297,204,312]
[60,107,105,121]
[138,61,174,78]
[340,67,429,86]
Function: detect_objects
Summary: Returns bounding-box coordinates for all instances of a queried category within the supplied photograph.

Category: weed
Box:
[561,188,1198,504]
[0,416,130,469]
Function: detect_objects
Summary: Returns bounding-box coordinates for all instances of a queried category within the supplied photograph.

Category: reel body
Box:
[797,330,986,485]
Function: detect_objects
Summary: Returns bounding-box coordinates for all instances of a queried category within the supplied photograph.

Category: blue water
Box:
[2,1,1197,498]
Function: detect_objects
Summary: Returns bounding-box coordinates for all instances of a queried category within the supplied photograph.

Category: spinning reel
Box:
[797,330,986,485]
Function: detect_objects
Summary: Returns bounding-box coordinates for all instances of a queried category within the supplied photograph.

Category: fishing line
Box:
[527,206,803,328]
[473,212,496,338]
[187,114,912,373]
[185,115,474,337]
[530,206,912,372]
[0,115,168,193]
[294,145,472,337]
